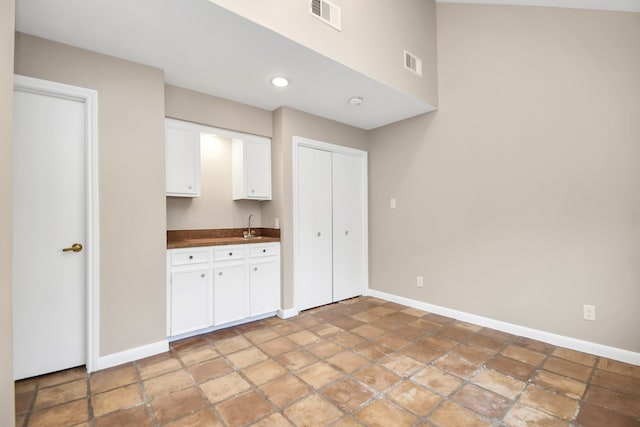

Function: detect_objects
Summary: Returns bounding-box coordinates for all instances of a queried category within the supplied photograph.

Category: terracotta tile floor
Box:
[15,297,640,426]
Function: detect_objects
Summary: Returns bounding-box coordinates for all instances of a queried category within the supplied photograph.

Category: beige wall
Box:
[165,85,274,230]
[369,4,640,352]
[209,0,438,108]
[0,1,14,425]
[14,34,167,356]
[267,107,368,309]
[165,84,272,138]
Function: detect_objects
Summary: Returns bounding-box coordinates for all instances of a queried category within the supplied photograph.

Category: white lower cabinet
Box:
[167,242,280,338]
[250,258,280,317]
[170,268,213,336]
[213,261,249,325]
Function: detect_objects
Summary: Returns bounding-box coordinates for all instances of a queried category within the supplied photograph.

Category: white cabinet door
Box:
[332,152,365,301]
[245,139,271,199]
[250,258,280,316]
[214,262,249,325]
[170,268,213,336]
[166,119,200,197]
[297,146,333,311]
[232,138,271,200]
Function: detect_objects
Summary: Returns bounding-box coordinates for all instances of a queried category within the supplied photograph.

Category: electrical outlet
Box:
[416,276,424,288]
[583,304,596,321]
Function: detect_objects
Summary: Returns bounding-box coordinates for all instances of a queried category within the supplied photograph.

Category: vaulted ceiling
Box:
[16,0,640,130]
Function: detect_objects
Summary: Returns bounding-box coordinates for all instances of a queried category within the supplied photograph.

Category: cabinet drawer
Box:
[171,250,210,266]
[249,245,279,258]
[214,247,246,262]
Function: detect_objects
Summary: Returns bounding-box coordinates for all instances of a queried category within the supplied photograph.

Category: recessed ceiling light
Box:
[349,96,363,106]
[271,77,290,87]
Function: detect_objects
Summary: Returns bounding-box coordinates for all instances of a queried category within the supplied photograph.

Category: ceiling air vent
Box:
[404,50,422,76]
[310,0,341,31]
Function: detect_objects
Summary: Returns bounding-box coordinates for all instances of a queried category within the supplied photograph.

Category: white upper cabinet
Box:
[232,138,271,200]
[165,118,272,200]
[165,118,200,197]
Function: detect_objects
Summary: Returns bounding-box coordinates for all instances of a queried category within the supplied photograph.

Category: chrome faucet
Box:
[246,214,255,238]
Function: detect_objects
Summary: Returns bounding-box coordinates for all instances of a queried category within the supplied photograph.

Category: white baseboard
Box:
[278,308,299,319]
[95,340,169,372]
[168,312,279,343]
[366,289,640,366]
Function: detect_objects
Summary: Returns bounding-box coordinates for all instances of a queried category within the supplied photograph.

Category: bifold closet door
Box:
[332,152,364,301]
[297,146,333,311]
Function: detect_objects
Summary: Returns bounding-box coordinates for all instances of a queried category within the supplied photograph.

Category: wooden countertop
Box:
[167,228,280,249]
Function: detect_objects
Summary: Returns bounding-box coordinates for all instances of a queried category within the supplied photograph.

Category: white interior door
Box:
[13,86,87,379]
[297,146,333,311]
[332,152,364,301]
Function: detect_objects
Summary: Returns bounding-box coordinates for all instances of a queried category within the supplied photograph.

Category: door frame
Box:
[13,75,100,373]
[292,136,368,312]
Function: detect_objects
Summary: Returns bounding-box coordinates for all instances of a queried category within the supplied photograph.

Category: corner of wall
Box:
[1,0,15,424]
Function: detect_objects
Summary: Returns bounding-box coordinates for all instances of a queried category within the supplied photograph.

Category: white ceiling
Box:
[16,1,639,132]
[436,0,640,12]
[15,0,434,131]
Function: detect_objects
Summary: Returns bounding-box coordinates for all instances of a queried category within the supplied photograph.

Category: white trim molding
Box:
[96,340,169,371]
[13,75,101,373]
[435,0,640,13]
[366,289,640,366]
[278,308,300,319]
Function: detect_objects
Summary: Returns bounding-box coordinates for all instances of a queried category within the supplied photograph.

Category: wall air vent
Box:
[404,50,423,76]
[310,0,342,31]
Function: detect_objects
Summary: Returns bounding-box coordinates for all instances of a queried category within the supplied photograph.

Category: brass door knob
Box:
[62,243,83,253]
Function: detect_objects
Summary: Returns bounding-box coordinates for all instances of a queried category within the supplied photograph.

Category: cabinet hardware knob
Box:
[218,272,223,276]
[229,252,233,256]
[201,273,205,278]
[251,189,255,193]
[345,230,349,236]
[317,232,321,237]
[262,249,266,253]
[254,267,258,271]
[188,185,192,189]
[189,255,193,259]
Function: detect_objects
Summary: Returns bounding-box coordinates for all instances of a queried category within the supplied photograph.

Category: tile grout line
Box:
[572,354,600,426]
[132,359,162,427]
[85,369,94,427]
[15,296,640,426]
[174,334,229,426]
[19,377,39,427]
[414,327,515,426]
